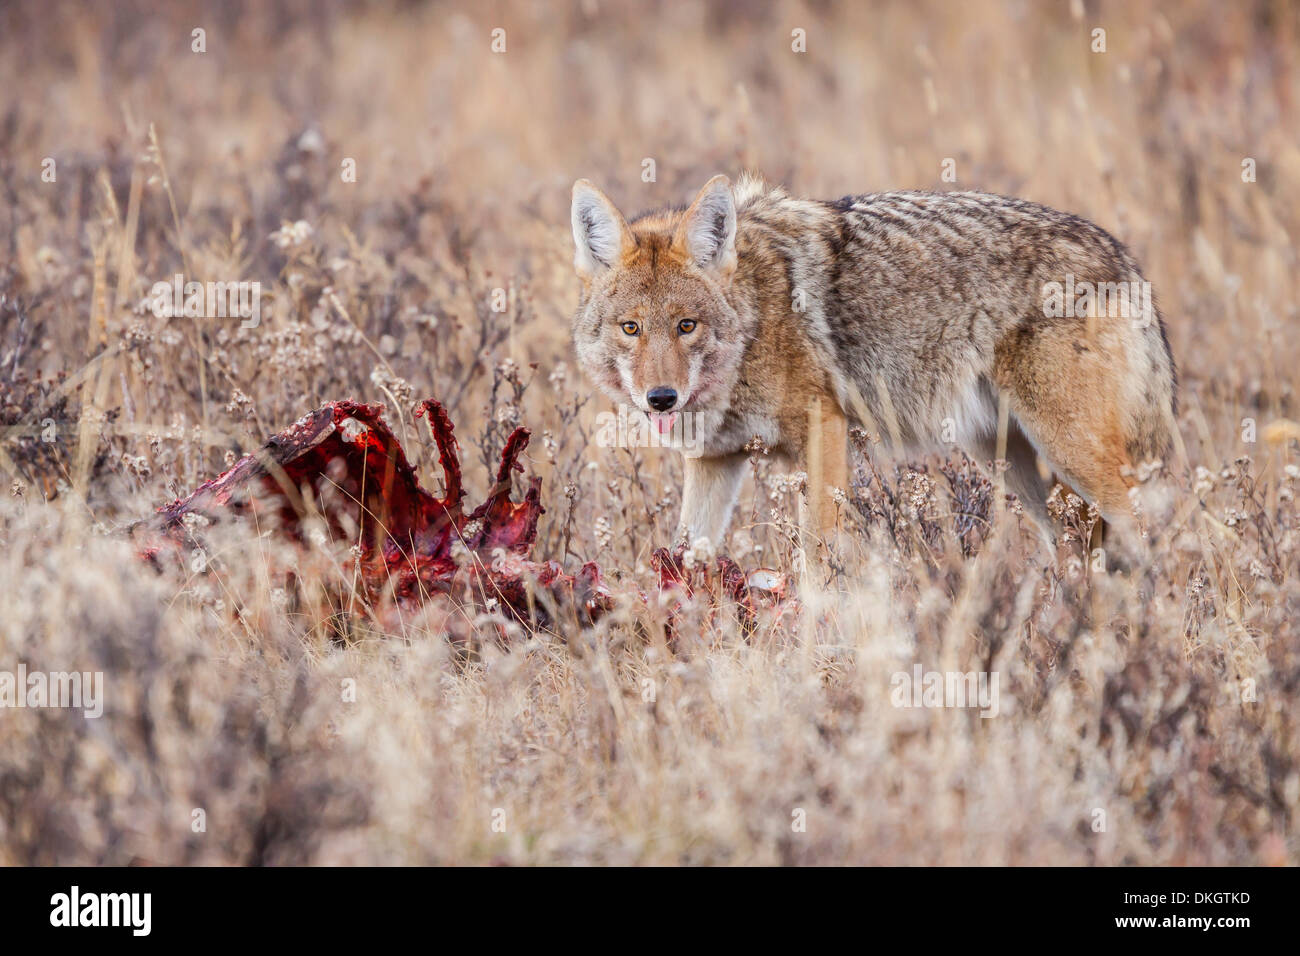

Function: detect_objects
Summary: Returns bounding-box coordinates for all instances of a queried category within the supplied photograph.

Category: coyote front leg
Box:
[805,394,849,540]
[678,452,748,546]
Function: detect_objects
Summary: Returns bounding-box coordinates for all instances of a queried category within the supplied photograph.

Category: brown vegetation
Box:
[0,0,1297,864]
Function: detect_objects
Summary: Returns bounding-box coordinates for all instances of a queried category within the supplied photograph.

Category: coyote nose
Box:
[646,387,677,412]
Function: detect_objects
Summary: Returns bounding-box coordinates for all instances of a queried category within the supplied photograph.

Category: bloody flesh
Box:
[134,397,783,634]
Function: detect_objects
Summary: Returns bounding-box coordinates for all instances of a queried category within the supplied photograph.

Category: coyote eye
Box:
[677,319,697,335]
[620,321,640,336]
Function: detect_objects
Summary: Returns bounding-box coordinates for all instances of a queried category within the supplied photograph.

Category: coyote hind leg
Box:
[994,325,1144,524]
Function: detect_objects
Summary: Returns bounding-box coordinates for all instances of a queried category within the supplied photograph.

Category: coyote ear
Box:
[571,180,635,279]
[675,175,736,276]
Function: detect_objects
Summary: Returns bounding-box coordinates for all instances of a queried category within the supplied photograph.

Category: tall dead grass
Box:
[0,0,1297,864]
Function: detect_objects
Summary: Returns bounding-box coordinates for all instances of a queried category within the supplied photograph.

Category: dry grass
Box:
[1,0,1298,864]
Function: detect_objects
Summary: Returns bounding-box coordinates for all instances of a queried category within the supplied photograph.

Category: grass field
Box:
[1,0,1298,864]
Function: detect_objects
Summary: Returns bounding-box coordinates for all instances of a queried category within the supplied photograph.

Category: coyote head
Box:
[569,175,746,439]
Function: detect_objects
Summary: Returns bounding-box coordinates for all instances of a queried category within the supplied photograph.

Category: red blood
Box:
[133,398,608,627]
[133,397,786,637]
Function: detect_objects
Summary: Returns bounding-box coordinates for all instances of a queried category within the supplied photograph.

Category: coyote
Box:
[569,173,1176,546]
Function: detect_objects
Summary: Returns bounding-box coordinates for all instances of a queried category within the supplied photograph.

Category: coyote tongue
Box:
[650,412,678,435]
